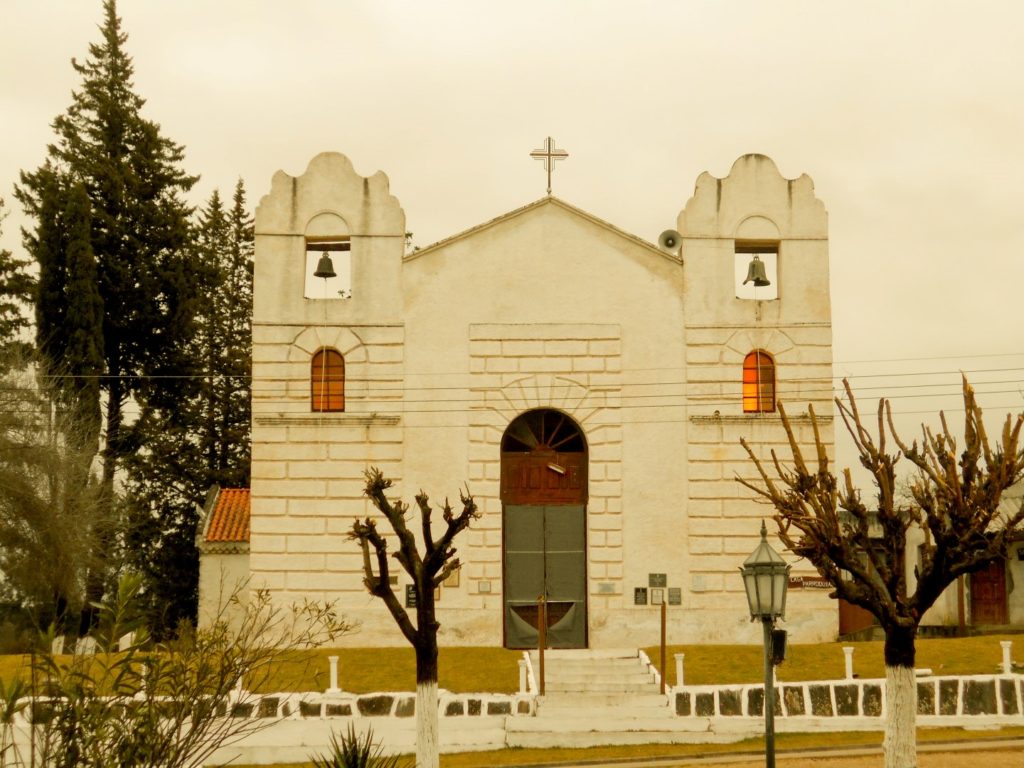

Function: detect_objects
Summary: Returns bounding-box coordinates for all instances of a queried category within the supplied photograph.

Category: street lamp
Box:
[740,521,791,768]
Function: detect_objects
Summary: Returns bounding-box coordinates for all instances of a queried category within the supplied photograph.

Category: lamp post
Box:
[740,521,790,768]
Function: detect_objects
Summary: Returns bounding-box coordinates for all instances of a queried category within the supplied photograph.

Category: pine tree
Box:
[58,182,105,449]
[125,182,253,635]
[0,197,35,367]
[15,0,199,629]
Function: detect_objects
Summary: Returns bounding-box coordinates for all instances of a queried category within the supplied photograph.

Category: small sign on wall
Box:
[651,588,664,605]
[668,587,682,606]
[634,587,648,605]
[405,585,417,608]
[649,573,667,588]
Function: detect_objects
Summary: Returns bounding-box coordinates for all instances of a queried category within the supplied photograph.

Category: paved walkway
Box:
[507,738,1024,768]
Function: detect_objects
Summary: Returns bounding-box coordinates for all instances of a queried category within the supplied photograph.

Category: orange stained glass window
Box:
[311,348,345,412]
[742,350,775,413]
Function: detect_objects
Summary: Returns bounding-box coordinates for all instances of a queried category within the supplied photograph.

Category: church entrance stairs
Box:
[507,649,744,748]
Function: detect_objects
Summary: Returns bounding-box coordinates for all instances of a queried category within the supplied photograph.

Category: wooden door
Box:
[838,598,875,636]
[501,409,588,649]
[970,560,1008,625]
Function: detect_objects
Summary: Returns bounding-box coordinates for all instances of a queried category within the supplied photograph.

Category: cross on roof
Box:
[530,136,569,195]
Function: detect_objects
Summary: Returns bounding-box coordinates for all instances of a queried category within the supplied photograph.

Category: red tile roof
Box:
[205,488,250,543]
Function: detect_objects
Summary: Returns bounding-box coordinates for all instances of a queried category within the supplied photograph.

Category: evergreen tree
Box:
[58,182,105,448]
[0,197,35,367]
[125,182,253,635]
[15,0,199,629]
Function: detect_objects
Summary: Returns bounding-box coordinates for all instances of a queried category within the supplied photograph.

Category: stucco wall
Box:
[198,551,250,630]
[247,151,837,647]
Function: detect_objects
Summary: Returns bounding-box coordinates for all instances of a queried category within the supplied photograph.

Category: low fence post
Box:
[674,652,685,688]
[843,646,854,680]
[518,659,528,694]
[1000,641,1013,674]
[326,655,341,695]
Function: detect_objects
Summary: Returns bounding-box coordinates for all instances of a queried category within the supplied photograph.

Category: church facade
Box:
[228,151,838,647]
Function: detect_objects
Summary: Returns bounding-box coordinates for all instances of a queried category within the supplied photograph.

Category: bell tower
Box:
[677,154,836,639]
[248,152,406,609]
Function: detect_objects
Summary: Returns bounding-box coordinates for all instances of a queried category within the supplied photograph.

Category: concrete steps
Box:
[537,692,673,713]
[530,649,661,696]
[509,649,746,747]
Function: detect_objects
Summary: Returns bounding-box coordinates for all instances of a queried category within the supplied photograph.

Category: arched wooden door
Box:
[501,409,588,649]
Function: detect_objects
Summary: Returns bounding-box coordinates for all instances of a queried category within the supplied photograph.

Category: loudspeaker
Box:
[658,229,682,254]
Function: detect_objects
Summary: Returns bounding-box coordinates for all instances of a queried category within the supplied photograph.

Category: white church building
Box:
[199,151,843,647]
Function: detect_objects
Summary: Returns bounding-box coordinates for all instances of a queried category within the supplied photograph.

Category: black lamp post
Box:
[740,521,790,768]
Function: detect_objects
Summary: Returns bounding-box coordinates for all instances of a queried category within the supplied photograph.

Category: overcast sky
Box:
[3,1,1023,474]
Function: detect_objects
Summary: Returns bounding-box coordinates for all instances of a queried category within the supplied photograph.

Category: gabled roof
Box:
[198,487,250,553]
[406,196,675,263]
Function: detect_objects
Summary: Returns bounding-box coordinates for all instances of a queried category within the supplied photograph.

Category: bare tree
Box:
[739,377,1024,768]
[349,468,478,768]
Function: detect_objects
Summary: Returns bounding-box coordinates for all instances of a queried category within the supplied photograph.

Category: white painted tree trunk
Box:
[416,679,439,768]
[884,664,917,768]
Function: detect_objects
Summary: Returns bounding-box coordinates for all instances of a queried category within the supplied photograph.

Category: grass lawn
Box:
[232,726,1024,768]
[1,634,1019,693]
[642,633,1022,685]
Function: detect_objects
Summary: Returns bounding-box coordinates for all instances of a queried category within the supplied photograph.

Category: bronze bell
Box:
[743,255,770,287]
[313,254,337,279]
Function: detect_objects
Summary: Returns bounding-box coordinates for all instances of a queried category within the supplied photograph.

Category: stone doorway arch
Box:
[501,409,588,649]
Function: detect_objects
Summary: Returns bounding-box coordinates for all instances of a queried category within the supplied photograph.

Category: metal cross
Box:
[530,137,569,195]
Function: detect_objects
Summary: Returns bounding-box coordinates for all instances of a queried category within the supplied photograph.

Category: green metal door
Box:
[504,504,586,648]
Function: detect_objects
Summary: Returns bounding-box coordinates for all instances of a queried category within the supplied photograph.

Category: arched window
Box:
[742,351,775,413]
[311,348,345,412]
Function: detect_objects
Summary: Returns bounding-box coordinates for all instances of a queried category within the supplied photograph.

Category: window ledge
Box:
[689,412,833,424]
[255,413,401,427]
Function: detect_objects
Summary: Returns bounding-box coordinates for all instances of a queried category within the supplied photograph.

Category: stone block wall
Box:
[249,321,404,606]
[465,323,625,608]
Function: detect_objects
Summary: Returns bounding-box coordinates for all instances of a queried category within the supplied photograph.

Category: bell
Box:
[743,255,770,287]
[313,254,337,279]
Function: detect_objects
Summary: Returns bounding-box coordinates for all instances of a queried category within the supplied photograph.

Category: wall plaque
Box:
[405,584,417,608]
[668,587,682,605]
[649,573,667,588]
[634,587,648,605]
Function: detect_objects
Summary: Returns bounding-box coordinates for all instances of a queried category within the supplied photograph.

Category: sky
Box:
[2,0,1024,476]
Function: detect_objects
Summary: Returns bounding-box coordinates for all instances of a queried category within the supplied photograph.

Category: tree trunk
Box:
[415,641,439,768]
[79,377,123,634]
[883,624,917,768]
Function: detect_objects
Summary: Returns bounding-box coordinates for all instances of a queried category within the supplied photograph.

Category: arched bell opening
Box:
[501,409,588,649]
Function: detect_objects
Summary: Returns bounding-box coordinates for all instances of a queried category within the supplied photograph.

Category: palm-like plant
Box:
[310,724,410,768]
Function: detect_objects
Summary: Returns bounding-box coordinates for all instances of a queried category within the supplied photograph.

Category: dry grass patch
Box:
[643,634,1022,685]
[2,635,1019,693]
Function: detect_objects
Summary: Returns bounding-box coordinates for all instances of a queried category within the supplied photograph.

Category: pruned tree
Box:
[739,377,1024,768]
[349,468,478,768]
